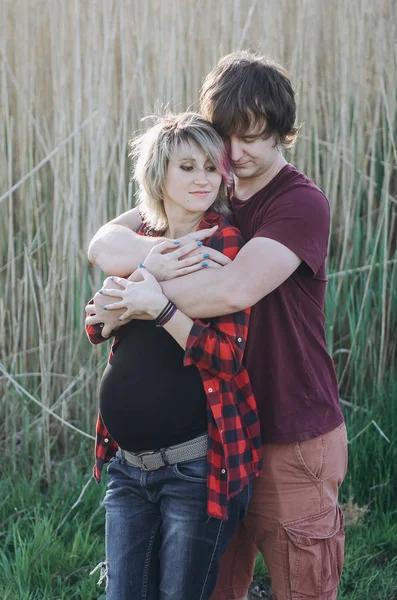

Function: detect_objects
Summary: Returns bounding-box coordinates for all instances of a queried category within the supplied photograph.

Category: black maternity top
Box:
[99,319,207,452]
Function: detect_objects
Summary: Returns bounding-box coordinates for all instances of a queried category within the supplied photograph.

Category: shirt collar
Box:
[197,210,220,231]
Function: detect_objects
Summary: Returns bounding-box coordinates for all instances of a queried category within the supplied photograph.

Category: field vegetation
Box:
[0,1,396,598]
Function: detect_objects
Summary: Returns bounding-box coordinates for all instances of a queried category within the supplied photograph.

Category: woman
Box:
[86,113,262,600]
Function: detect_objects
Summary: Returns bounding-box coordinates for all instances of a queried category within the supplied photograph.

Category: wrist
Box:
[155,300,177,327]
[146,295,169,319]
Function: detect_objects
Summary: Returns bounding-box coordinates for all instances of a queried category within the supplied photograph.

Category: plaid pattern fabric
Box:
[87,210,262,520]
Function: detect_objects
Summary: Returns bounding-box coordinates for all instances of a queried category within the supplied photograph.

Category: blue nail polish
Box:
[203,253,209,259]
[118,317,122,321]
[174,241,180,245]
[99,290,103,294]
[110,277,114,281]
[197,241,203,246]
[104,306,107,310]
[201,262,208,267]
[139,264,145,268]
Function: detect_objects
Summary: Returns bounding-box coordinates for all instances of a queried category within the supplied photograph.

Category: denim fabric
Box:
[103,451,251,600]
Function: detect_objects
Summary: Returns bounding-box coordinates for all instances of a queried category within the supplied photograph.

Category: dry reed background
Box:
[0,0,396,482]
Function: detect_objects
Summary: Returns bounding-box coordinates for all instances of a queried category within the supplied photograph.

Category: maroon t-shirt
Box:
[232,164,343,443]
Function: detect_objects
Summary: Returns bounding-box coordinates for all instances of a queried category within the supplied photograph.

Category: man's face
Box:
[226,123,279,179]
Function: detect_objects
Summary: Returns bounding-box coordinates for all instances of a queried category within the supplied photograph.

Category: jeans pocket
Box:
[282,506,345,598]
[173,457,208,483]
[106,453,123,476]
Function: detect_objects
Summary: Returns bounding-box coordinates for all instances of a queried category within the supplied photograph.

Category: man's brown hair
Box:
[200,51,299,148]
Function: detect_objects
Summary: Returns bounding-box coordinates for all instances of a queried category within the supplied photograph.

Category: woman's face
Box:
[162,141,222,217]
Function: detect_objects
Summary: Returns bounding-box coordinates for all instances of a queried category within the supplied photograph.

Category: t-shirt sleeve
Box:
[253,186,330,275]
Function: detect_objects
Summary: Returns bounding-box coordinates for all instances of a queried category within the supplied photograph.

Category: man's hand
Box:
[85,277,139,338]
[85,282,124,338]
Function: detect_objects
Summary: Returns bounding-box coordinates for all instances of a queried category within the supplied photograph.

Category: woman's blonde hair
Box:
[129,112,232,232]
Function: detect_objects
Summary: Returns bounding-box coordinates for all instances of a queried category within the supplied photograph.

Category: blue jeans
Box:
[103,451,252,600]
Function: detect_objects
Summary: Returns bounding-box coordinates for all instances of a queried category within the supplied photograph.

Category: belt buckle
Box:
[138,450,156,472]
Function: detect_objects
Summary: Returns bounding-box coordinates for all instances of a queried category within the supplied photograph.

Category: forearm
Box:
[159,299,249,379]
[162,309,194,349]
[88,224,161,276]
[161,237,302,318]
[161,264,243,319]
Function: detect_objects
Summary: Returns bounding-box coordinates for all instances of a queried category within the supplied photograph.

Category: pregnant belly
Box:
[99,358,207,452]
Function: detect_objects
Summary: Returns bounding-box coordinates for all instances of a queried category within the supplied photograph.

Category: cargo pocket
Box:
[282,506,344,599]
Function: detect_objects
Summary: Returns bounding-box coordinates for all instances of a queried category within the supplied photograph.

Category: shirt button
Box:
[221,469,226,474]
[208,388,213,393]
[237,337,242,342]
[104,438,109,443]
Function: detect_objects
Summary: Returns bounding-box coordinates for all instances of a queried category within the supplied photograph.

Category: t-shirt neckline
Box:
[232,163,293,205]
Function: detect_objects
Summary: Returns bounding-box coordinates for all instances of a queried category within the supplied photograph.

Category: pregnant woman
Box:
[85,113,262,600]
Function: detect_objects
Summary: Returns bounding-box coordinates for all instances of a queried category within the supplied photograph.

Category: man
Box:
[86,52,347,600]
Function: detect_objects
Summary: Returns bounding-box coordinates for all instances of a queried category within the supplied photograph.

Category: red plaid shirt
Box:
[86,210,262,519]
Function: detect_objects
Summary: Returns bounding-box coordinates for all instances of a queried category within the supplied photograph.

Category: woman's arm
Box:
[104,267,249,381]
[100,222,250,379]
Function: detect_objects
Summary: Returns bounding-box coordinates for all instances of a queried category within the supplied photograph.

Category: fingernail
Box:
[104,306,107,310]
[139,264,145,268]
[201,262,208,267]
[203,253,209,259]
[173,241,180,245]
[99,290,103,294]
[110,277,114,281]
[118,317,122,321]
[197,241,203,246]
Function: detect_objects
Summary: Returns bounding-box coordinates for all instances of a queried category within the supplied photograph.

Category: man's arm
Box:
[87,208,161,276]
[161,237,302,318]
[87,208,227,276]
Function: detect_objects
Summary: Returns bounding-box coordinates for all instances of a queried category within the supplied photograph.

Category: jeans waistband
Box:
[120,433,208,472]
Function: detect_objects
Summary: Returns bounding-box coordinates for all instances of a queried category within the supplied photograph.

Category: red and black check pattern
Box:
[87,210,262,520]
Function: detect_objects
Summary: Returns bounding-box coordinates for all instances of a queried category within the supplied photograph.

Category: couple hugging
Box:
[85,51,347,600]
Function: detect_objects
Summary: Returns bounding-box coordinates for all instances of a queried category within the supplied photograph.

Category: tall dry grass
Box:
[0,0,396,476]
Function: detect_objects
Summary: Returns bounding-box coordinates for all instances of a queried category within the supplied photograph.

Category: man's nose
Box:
[229,138,244,162]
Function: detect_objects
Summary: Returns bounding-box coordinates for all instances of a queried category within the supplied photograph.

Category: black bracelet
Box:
[155,300,172,324]
[155,300,175,326]
[156,304,177,327]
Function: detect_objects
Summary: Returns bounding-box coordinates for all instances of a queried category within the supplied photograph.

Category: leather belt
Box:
[120,433,208,472]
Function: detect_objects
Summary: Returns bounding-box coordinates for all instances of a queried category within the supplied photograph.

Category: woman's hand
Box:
[100,268,169,321]
[143,239,229,281]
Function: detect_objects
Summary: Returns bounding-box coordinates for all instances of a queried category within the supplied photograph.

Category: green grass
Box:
[0,446,106,600]
[1,382,397,600]
[0,2,396,598]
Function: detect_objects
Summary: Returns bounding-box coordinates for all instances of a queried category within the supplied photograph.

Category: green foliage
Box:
[0,447,106,600]
[0,1,396,597]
